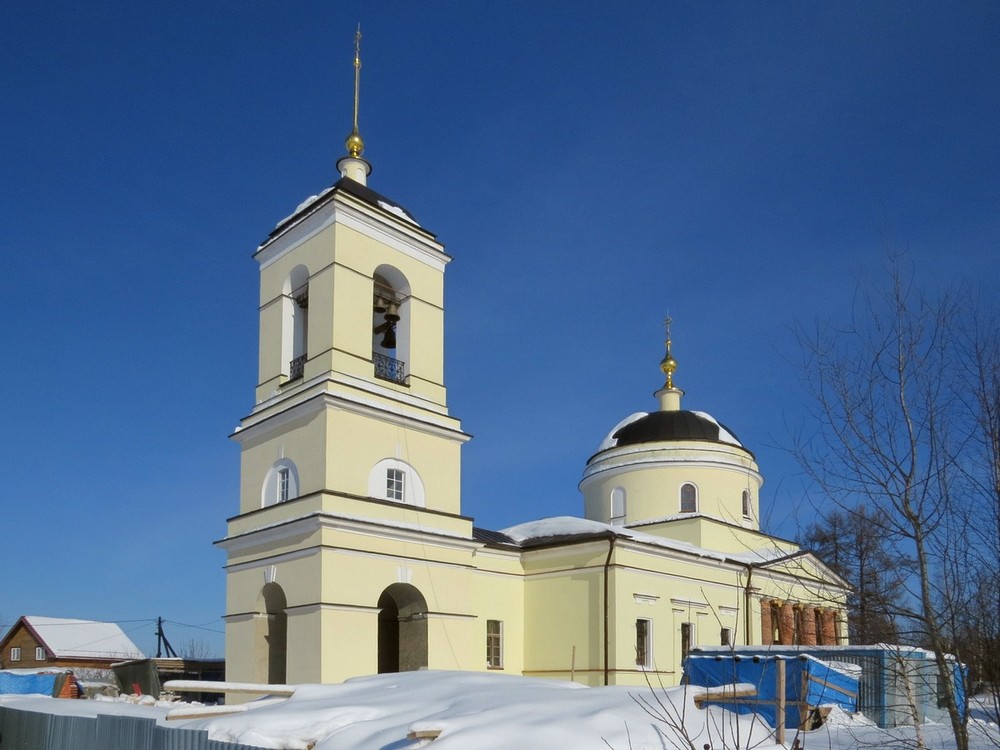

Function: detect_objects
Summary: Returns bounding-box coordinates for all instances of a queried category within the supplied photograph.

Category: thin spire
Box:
[659,314,678,389]
[345,24,364,158]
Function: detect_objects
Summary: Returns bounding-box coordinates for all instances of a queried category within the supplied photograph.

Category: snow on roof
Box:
[275,187,335,229]
[500,516,782,564]
[596,411,647,452]
[23,616,144,660]
[271,184,421,235]
[692,410,742,446]
[377,199,420,225]
[596,409,744,453]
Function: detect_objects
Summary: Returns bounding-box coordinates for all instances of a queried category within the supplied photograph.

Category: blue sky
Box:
[2,2,997,658]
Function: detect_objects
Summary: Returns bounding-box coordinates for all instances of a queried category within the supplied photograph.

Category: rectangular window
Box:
[681,622,693,661]
[720,627,732,646]
[278,467,290,502]
[635,619,652,669]
[486,620,503,669]
[10,647,21,662]
[386,468,405,502]
[35,646,46,661]
[937,670,949,709]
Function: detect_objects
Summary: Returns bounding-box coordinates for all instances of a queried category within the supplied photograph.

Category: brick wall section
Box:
[800,606,817,645]
[819,608,838,645]
[760,599,773,644]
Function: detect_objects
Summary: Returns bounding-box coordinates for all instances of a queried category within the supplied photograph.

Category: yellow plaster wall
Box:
[237,408,328,514]
[582,445,762,530]
[323,409,462,516]
[470,551,526,674]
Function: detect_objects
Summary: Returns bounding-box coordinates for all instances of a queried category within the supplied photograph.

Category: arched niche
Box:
[377,583,428,674]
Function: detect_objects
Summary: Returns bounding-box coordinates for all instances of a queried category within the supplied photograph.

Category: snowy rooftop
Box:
[500,516,786,564]
[22,616,144,660]
[266,177,421,245]
[596,409,744,453]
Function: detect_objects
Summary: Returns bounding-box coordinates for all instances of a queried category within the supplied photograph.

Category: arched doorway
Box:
[260,583,287,684]
[377,583,428,673]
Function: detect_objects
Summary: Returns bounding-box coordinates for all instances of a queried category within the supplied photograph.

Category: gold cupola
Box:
[655,316,683,411]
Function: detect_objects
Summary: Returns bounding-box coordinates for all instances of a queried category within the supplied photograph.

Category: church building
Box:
[217,38,849,689]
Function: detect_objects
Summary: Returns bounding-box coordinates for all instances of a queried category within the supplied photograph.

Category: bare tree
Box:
[801,506,904,644]
[951,302,1000,739]
[182,638,216,660]
[793,265,979,750]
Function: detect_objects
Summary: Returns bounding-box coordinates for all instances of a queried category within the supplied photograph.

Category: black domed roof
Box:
[612,410,743,449]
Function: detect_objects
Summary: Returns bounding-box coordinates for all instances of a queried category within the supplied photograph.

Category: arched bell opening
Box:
[372,266,411,385]
[282,265,310,381]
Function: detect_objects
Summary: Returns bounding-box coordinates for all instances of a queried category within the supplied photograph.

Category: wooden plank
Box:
[806,674,858,699]
[407,728,442,740]
[163,679,295,696]
[693,687,758,706]
[166,705,249,721]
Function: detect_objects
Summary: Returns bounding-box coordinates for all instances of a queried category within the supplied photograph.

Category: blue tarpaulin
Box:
[0,671,62,696]
[684,653,858,729]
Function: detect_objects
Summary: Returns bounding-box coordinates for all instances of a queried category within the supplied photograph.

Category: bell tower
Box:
[237,27,468,519]
[219,30,474,686]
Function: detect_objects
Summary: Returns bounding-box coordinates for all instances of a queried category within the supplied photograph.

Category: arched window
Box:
[680,483,698,513]
[368,458,425,507]
[282,265,310,381]
[372,266,411,385]
[610,487,627,525]
[742,489,752,518]
[262,459,300,507]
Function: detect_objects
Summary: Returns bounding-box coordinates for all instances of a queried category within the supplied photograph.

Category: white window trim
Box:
[742,489,752,518]
[278,467,290,502]
[386,467,405,502]
[368,458,425,507]
[10,647,21,662]
[679,482,698,513]
[636,618,653,669]
[610,487,627,525]
[35,646,46,661]
[262,459,300,507]
[680,621,695,662]
[486,619,504,669]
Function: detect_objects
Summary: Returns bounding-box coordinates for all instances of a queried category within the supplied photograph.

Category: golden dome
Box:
[345,130,365,158]
[660,351,677,389]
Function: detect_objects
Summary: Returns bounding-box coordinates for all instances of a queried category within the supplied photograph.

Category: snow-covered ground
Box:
[3,670,1000,749]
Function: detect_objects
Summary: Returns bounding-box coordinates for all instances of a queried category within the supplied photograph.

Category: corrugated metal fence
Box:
[0,706,266,750]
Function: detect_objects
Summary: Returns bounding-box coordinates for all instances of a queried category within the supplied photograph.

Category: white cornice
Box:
[219,511,481,557]
[217,515,321,556]
[580,451,763,487]
[234,387,469,446]
[249,366,449,421]
[223,546,320,574]
[670,597,710,609]
[256,191,449,273]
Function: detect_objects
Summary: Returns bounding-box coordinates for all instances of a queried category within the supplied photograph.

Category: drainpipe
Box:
[604,532,616,686]
[743,563,754,645]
